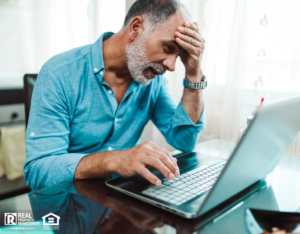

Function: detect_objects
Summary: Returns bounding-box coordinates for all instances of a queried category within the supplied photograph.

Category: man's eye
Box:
[164,45,173,53]
[179,51,187,57]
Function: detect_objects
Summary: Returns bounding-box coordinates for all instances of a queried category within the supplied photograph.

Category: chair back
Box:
[23,74,38,127]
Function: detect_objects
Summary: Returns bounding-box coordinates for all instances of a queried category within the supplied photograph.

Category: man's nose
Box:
[162,55,177,72]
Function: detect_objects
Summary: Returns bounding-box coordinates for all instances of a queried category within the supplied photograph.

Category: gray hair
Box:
[122,0,191,33]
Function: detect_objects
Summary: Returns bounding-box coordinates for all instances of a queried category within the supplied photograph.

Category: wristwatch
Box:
[183,75,207,90]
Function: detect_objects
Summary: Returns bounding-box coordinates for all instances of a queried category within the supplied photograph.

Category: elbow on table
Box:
[168,133,200,153]
[173,142,197,153]
[23,159,59,191]
[24,151,86,190]
[166,125,203,153]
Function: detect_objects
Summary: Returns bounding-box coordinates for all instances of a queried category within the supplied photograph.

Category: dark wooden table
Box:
[0,139,300,234]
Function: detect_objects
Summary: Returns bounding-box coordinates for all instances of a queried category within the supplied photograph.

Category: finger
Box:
[145,148,178,177]
[185,22,204,41]
[184,21,199,33]
[176,37,200,56]
[136,165,161,186]
[177,26,202,42]
[175,31,202,47]
[147,141,179,169]
[152,149,179,177]
[141,155,174,181]
[140,141,178,176]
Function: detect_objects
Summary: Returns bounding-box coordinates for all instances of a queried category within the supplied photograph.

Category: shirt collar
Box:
[91,32,114,80]
[91,31,141,90]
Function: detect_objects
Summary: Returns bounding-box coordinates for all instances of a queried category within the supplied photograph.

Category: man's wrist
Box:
[185,70,204,83]
[75,151,118,179]
[104,151,118,174]
[183,72,207,90]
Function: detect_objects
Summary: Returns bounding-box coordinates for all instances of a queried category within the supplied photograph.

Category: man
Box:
[24,0,206,190]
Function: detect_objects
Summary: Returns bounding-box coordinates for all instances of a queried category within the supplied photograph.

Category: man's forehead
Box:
[153,11,190,36]
[166,10,191,28]
[145,10,190,52]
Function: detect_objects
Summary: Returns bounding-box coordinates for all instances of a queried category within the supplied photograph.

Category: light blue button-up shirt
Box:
[24,32,206,190]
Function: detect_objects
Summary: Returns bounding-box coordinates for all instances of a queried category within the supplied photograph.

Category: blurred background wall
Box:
[0,0,300,156]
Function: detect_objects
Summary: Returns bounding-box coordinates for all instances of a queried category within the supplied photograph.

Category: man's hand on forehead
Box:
[174,21,205,81]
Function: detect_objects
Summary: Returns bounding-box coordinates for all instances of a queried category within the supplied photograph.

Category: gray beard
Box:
[125,33,166,85]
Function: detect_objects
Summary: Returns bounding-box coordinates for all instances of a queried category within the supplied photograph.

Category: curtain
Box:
[157,0,300,156]
[0,0,125,74]
[1,0,299,156]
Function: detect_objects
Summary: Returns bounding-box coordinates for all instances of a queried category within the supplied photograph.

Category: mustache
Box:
[148,64,166,75]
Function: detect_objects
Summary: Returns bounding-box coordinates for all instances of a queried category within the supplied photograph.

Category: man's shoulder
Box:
[43,44,92,73]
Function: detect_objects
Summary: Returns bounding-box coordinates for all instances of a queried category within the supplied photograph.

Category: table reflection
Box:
[27,178,280,234]
[28,179,163,234]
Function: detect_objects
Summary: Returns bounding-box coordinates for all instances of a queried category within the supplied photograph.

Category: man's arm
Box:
[181,87,204,124]
[24,66,89,190]
[25,67,178,190]
[150,76,206,153]
[150,22,206,151]
[175,22,205,124]
[74,140,179,186]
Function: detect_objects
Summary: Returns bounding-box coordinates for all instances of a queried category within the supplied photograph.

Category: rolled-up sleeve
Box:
[151,77,206,152]
[24,66,87,190]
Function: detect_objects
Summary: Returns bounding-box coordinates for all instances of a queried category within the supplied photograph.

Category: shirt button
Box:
[115,118,118,122]
[108,90,112,95]
[100,71,104,76]
[94,68,98,72]
[31,132,35,137]
[108,147,113,151]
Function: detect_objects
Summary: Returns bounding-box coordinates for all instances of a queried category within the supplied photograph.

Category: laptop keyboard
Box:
[141,159,226,206]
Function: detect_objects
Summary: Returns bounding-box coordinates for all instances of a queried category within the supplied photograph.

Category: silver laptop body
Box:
[106,96,300,218]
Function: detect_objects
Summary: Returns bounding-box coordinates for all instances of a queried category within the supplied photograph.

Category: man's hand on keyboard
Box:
[111,141,179,186]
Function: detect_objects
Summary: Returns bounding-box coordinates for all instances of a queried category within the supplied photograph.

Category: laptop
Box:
[107,183,279,233]
[106,96,300,219]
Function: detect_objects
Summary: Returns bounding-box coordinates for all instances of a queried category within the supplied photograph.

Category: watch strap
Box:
[183,75,207,89]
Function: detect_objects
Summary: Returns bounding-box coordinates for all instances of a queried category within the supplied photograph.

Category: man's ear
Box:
[128,16,144,42]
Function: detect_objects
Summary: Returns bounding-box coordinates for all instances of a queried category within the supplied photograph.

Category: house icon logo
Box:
[42,213,60,226]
